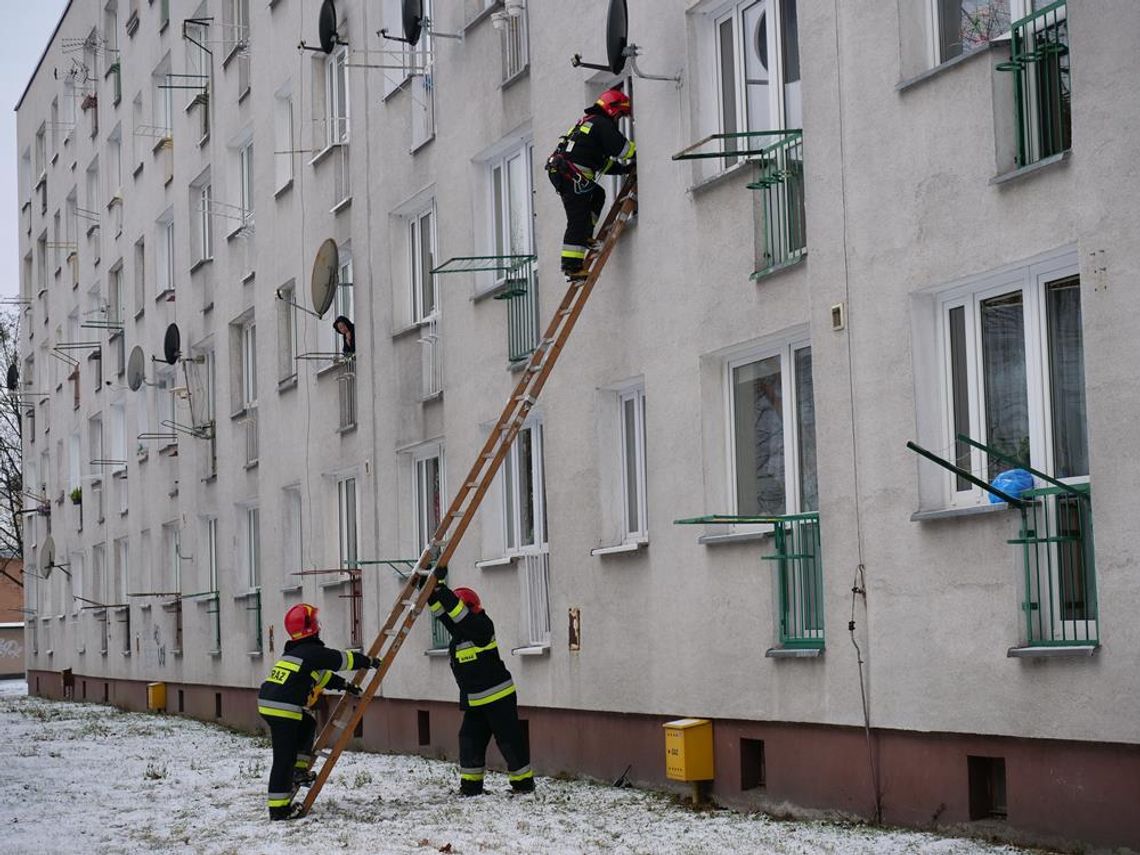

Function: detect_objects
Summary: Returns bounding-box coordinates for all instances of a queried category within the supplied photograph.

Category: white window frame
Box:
[156,211,175,296]
[503,418,547,556]
[241,319,257,408]
[488,144,535,271]
[412,446,444,553]
[325,46,349,147]
[206,516,219,592]
[238,139,254,226]
[324,251,353,355]
[242,504,261,591]
[619,386,649,543]
[409,205,437,323]
[933,249,1086,508]
[927,0,1040,67]
[283,488,304,581]
[277,280,299,381]
[725,333,816,528]
[114,537,129,604]
[337,476,359,570]
[273,87,295,190]
[153,62,173,138]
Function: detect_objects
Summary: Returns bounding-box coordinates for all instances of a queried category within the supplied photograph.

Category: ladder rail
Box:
[299,176,638,814]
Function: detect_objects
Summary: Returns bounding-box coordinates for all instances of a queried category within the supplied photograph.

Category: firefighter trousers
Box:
[556,180,607,274]
[458,693,534,794]
[262,711,317,813]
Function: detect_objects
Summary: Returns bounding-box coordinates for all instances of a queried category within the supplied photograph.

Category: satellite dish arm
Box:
[570,53,613,72]
[378,27,415,45]
[627,44,683,85]
[298,38,347,53]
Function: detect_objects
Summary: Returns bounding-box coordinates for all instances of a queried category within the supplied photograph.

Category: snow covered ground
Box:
[1,679,1039,855]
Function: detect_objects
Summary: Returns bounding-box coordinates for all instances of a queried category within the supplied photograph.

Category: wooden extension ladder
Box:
[298,175,638,815]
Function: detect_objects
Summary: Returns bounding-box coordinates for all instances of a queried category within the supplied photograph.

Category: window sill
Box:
[766,646,824,659]
[132,161,144,179]
[1007,644,1098,659]
[337,422,357,436]
[688,159,754,197]
[198,132,210,149]
[233,590,261,602]
[279,584,303,594]
[222,45,244,70]
[697,530,773,546]
[189,256,213,275]
[896,42,1000,94]
[155,288,175,303]
[751,252,807,283]
[501,65,530,91]
[392,318,432,340]
[230,407,249,422]
[472,279,518,304]
[134,307,145,321]
[238,87,251,105]
[590,541,648,557]
[512,644,550,657]
[277,374,298,393]
[909,502,1018,523]
[274,179,294,200]
[475,555,518,570]
[152,136,173,155]
[990,151,1070,187]
[247,650,264,659]
[308,142,340,168]
[244,459,259,470]
[464,2,502,31]
[419,390,443,404]
[331,196,352,215]
[316,358,352,379]
[425,648,449,658]
[209,649,222,659]
[241,271,256,287]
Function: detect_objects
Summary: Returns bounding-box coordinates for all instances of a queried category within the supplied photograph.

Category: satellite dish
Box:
[163,323,182,365]
[40,535,55,578]
[402,0,423,47]
[311,239,340,319]
[607,0,629,75]
[318,0,339,53]
[127,345,147,391]
[5,363,18,391]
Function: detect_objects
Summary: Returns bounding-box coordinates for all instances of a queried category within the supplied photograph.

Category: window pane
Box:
[623,397,639,535]
[420,213,435,315]
[937,0,1010,63]
[781,0,802,128]
[1045,276,1088,478]
[491,165,505,257]
[519,428,535,547]
[794,347,818,512]
[742,1,771,132]
[506,152,529,255]
[504,443,516,549]
[948,306,972,491]
[718,17,738,157]
[980,291,1029,478]
[733,355,785,516]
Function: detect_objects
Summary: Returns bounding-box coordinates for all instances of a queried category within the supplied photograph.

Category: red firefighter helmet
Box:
[595,87,632,119]
[452,587,483,614]
[284,603,321,640]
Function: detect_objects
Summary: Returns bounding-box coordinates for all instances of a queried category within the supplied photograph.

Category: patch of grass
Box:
[145,762,168,780]
[352,769,373,789]
[238,758,263,779]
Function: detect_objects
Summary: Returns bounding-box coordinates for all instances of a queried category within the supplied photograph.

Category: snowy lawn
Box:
[1,680,1041,855]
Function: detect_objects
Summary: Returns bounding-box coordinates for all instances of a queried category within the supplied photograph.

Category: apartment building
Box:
[16,1,1140,848]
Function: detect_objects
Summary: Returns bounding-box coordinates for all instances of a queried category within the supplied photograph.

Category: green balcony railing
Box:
[1009,484,1096,646]
[432,254,538,364]
[672,130,806,279]
[761,512,824,648]
[674,511,824,649]
[997,1,1070,168]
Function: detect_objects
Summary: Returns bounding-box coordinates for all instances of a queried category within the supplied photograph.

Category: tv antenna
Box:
[571,0,681,86]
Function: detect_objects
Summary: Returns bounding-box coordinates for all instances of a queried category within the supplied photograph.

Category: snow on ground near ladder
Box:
[0,680,1034,855]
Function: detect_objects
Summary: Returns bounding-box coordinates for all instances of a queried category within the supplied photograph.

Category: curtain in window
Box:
[937,0,1010,62]
[980,291,1029,478]
[734,355,785,516]
[1045,276,1087,478]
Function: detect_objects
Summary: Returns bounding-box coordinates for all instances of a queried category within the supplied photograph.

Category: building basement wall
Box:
[26,671,1140,851]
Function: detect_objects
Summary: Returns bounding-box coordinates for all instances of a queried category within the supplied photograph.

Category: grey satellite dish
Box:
[127,345,147,391]
[311,239,340,319]
[318,0,339,53]
[163,323,182,365]
[403,0,423,47]
[607,0,629,75]
[40,535,55,578]
[5,363,17,391]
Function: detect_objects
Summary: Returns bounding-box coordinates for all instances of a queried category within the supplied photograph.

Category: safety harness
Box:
[545,113,595,190]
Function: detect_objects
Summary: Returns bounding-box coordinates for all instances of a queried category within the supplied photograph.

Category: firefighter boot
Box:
[510,777,535,795]
[269,803,301,821]
[564,267,590,282]
[292,769,317,788]
[459,779,485,797]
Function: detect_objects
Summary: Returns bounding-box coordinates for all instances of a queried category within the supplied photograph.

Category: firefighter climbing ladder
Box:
[298,175,639,814]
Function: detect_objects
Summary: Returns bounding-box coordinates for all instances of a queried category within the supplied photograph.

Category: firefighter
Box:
[257,603,380,820]
[546,87,636,280]
[425,565,534,795]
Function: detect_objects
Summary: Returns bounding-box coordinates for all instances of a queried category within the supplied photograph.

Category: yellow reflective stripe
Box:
[429,600,444,614]
[267,796,293,807]
[579,122,592,134]
[620,140,636,160]
[273,659,301,672]
[447,601,468,621]
[508,768,534,781]
[258,705,304,721]
[467,682,516,707]
[312,670,333,689]
[561,249,587,259]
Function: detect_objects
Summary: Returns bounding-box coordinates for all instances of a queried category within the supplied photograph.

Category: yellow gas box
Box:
[663,718,714,781]
[146,682,166,712]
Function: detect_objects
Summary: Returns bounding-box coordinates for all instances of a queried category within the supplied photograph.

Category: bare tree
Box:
[0,310,25,589]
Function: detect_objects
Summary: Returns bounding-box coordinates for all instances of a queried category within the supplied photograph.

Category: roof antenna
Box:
[571,0,681,86]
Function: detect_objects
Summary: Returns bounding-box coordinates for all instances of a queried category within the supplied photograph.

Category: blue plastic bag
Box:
[988,468,1034,503]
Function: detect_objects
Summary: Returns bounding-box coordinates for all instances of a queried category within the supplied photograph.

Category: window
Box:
[184,15,209,103]
[113,538,129,604]
[728,338,817,518]
[223,0,250,61]
[713,0,801,146]
[496,2,529,82]
[277,280,299,381]
[242,505,261,589]
[337,477,359,569]
[205,517,219,592]
[190,171,212,264]
[133,238,145,315]
[930,1,1012,65]
[503,420,547,554]
[323,249,353,355]
[109,402,126,474]
[130,92,144,171]
[34,125,46,177]
[284,489,303,580]
[50,99,60,157]
[489,144,535,266]
[85,159,101,228]
[153,60,173,138]
[619,386,649,543]
[935,251,1086,507]
[409,206,436,323]
[156,210,175,296]
[163,522,181,591]
[381,0,431,94]
[274,87,295,190]
[241,320,257,408]
[238,139,254,226]
[324,47,349,147]
[413,450,443,552]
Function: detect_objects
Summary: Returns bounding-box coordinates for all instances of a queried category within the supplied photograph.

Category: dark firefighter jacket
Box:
[556,106,636,183]
[428,584,515,711]
[257,637,369,721]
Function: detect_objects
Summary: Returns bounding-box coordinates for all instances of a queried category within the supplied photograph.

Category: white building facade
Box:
[16,0,1140,848]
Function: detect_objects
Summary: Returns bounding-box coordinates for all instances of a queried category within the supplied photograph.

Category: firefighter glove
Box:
[433,564,449,583]
[346,683,363,697]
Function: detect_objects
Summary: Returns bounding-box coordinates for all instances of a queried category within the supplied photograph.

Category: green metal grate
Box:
[747,131,806,278]
[433,255,540,362]
[997,1,1070,168]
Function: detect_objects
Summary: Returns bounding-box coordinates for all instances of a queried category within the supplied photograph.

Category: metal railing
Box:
[332,143,351,209]
[419,314,442,399]
[500,12,528,82]
[245,589,262,654]
[430,614,449,650]
[504,263,539,363]
[338,365,357,430]
[998,1,1070,168]
[243,409,259,465]
[748,131,806,276]
[520,552,551,647]
[761,512,824,648]
[1010,484,1096,645]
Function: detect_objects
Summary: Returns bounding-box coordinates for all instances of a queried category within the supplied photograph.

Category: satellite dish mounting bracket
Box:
[572,45,682,86]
